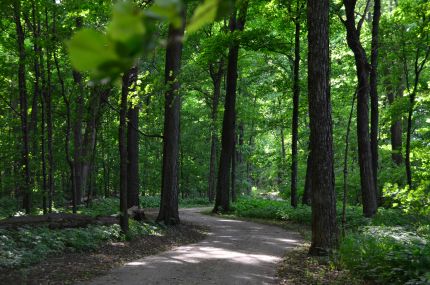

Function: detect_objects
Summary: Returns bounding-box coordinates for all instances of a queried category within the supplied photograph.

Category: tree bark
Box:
[405,46,430,188]
[387,89,402,165]
[208,61,223,203]
[307,0,338,255]
[214,1,248,213]
[119,71,129,233]
[342,0,377,217]
[290,16,301,208]
[370,0,381,203]
[13,0,32,214]
[157,12,186,225]
[127,66,140,208]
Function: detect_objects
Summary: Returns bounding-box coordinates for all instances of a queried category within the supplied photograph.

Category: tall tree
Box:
[213,0,249,213]
[290,0,302,208]
[13,0,32,214]
[341,0,378,217]
[157,11,186,225]
[208,60,223,203]
[127,66,140,208]
[370,0,381,203]
[119,70,129,233]
[307,0,338,255]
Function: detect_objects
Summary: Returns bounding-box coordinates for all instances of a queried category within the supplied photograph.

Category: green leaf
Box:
[108,3,146,44]
[187,0,219,34]
[146,0,183,28]
[187,0,234,34]
[67,29,118,74]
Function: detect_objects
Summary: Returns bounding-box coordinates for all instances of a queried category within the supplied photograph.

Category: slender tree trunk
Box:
[41,85,48,215]
[45,6,54,212]
[214,1,248,213]
[14,0,32,214]
[119,71,129,233]
[290,17,301,208]
[343,0,377,217]
[127,66,140,208]
[342,91,356,237]
[72,17,85,205]
[157,12,185,225]
[307,0,338,255]
[370,0,381,203]
[208,61,223,203]
[387,89,402,165]
[405,46,430,188]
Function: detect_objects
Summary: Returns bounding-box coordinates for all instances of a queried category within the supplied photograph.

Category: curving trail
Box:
[84,208,302,285]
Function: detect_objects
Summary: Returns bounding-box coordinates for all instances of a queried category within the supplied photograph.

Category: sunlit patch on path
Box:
[83,208,302,285]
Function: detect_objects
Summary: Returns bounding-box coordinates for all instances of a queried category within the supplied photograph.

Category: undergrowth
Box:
[232,197,430,285]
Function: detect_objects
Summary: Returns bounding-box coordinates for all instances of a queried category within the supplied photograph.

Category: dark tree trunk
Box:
[387,90,402,165]
[307,0,338,256]
[157,12,185,225]
[290,17,301,208]
[342,91,356,236]
[214,1,248,213]
[119,71,129,233]
[45,6,54,213]
[370,0,381,203]
[14,0,32,214]
[405,46,429,188]
[302,149,311,205]
[126,66,140,208]
[72,17,85,205]
[342,0,377,217]
[208,61,223,203]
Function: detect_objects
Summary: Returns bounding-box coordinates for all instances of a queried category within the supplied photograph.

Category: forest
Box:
[0,0,429,284]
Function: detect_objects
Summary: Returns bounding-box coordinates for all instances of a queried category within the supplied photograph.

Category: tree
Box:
[157,11,186,225]
[13,0,32,214]
[127,66,140,208]
[213,0,249,213]
[307,0,338,255]
[290,0,303,208]
[341,0,378,217]
[370,0,381,202]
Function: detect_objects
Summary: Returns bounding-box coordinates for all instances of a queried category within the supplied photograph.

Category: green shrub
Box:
[339,227,430,284]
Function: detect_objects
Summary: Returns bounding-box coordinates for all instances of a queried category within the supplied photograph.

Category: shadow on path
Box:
[83,208,303,285]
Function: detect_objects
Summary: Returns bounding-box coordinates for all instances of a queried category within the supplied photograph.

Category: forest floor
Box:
[83,208,303,285]
[0,217,207,285]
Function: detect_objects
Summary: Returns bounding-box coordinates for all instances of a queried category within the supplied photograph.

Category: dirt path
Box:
[83,208,303,285]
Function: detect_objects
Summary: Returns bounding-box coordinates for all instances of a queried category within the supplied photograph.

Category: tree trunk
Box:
[208,61,223,203]
[370,0,381,203]
[45,6,54,213]
[157,12,185,225]
[387,90,402,165]
[119,71,129,233]
[214,1,248,213]
[342,91,356,236]
[72,17,85,205]
[126,66,140,208]
[405,46,430,188]
[307,0,338,255]
[290,17,301,208]
[342,0,377,217]
[14,0,32,214]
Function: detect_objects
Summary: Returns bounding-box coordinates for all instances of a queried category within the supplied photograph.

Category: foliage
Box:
[0,224,122,268]
[339,227,430,284]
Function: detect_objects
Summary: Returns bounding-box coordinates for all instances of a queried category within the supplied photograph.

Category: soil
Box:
[0,223,206,285]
